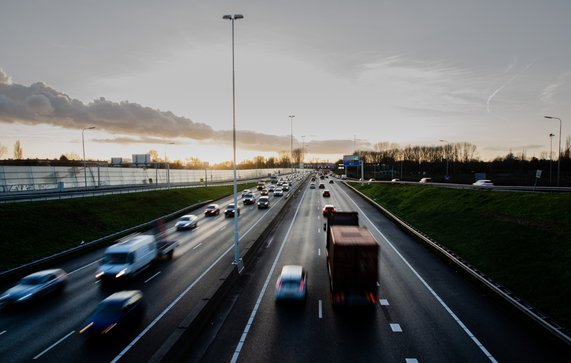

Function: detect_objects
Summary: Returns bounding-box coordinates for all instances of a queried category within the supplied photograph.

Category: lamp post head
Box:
[223,14,244,20]
[549,133,555,137]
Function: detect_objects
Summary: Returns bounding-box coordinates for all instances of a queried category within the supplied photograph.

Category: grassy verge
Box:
[0,183,255,271]
[351,183,571,330]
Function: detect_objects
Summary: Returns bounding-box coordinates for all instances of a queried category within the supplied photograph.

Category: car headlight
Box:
[115,268,128,278]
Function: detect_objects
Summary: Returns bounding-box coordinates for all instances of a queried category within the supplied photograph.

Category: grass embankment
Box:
[0,183,255,271]
[352,183,571,330]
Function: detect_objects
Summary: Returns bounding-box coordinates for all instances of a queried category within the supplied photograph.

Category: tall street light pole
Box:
[549,133,555,186]
[223,13,244,270]
[289,115,295,174]
[439,139,449,180]
[82,126,96,188]
[544,116,562,187]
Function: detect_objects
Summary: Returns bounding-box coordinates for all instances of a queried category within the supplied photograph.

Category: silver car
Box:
[0,269,67,305]
[175,214,198,230]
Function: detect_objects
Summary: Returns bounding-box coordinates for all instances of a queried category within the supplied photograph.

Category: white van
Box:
[96,235,157,282]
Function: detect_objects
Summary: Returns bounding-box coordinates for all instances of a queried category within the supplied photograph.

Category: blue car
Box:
[80,290,144,336]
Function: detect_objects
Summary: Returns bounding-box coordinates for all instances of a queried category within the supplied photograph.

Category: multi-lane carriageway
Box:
[0,177,568,362]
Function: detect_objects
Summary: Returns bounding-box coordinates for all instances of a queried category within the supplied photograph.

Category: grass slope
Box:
[352,183,571,329]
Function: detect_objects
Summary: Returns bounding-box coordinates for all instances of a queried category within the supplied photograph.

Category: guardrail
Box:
[344,181,571,350]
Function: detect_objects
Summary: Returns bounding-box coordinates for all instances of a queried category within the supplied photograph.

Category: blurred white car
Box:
[0,269,67,305]
[473,179,494,187]
[275,265,307,302]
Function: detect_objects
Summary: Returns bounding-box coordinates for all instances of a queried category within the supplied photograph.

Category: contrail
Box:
[486,60,536,113]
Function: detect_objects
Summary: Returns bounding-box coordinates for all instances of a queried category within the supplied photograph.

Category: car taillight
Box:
[299,280,305,291]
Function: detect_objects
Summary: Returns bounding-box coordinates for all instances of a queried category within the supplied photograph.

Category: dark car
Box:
[322,204,336,217]
[257,196,270,209]
[0,269,67,305]
[243,193,256,205]
[318,183,325,189]
[204,204,220,216]
[80,290,144,337]
[322,190,331,197]
[175,214,198,230]
[329,179,334,184]
[224,203,241,217]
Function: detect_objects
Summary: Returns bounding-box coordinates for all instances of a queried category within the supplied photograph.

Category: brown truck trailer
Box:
[326,212,379,305]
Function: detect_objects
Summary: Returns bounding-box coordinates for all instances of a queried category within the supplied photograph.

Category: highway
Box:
[1,175,569,362]
[192,177,569,362]
[0,178,299,362]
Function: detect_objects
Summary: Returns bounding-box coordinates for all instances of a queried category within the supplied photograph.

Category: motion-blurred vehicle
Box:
[310,183,316,189]
[243,193,256,205]
[322,204,336,217]
[322,190,331,197]
[419,177,432,183]
[391,178,400,182]
[224,203,240,217]
[275,265,307,302]
[473,179,494,187]
[329,179,334,184]
[274,188,284,197]
[96,234,178,282]
[0,269,67,305]
[241,189,252,198]
[204,204,221,216]
[256,182,265,191]
[318,183,325,189]
[257,196,270,209]
[175,214,198,230]
[80,290,144,337]
[326,212,379,306]
[260,189,269,196]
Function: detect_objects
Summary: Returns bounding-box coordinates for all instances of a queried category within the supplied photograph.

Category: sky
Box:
[1,0,570,164]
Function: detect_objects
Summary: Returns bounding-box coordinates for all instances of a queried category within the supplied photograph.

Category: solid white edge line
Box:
[230,186,308,363]
[111,186,287,363]
[192,242,203,250]
[339,186,498,363]
[0,330,6,335]
[318,300,323,319]
[33,330,75,360]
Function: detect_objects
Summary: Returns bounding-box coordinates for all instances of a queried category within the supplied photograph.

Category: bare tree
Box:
[0,143,7,158]
[148,149,160,162]
[13,140,23,160]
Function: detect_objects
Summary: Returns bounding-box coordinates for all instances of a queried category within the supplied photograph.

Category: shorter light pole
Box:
[544,116,562,187]
[301,135,305,170]
[82,126,96,188]
[549,133,555,186]
[164,142,174,188]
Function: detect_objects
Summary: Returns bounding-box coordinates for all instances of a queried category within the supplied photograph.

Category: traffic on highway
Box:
[0,173,568,362]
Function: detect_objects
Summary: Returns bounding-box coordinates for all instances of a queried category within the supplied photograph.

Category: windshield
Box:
[102,253,128,265]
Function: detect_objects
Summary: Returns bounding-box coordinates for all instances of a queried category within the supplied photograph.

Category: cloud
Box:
[0,68,12,85]
[0,70,328,154]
